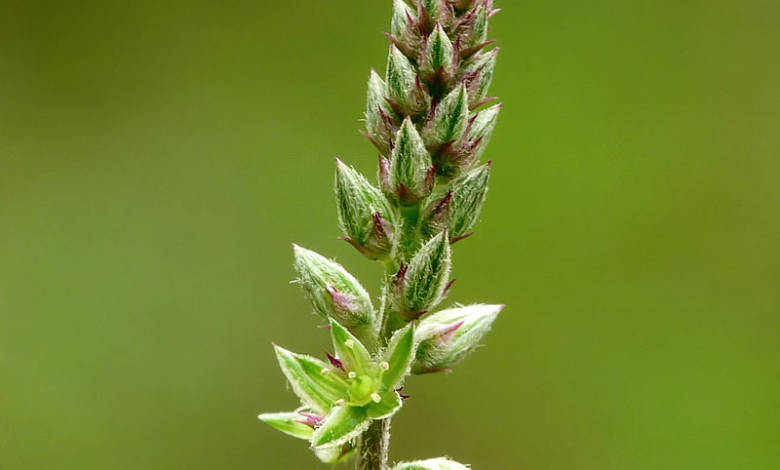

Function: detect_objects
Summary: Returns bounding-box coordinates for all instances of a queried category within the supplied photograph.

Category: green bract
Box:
[256,412,314,440]
[273,346,349,415]
[259,1,505,468]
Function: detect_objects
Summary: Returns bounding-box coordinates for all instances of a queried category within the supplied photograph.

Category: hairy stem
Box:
[356,269,398,469]
[355,418,391,470]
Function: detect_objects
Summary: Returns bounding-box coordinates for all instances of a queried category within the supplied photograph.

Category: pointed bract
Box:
[329,319,375,377]
[382,324,416,388]
[274,345,350,414]
[257,412,315,440]
[311,405,371,448]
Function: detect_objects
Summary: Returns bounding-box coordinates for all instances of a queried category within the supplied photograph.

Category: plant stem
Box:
[356,268,399,470]
[355,418,391,470]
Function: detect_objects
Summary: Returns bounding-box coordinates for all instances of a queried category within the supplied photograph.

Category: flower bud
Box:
[421,161,491,242]
[461,47,498,108]
[412,304,503,374]
[386,1,423,60]
[388,118,435,205]
[392,231,452,319]
[419,24,456,86]
[464,3,489,49]
[293,245,375,329]
[467,103,501,162]
[386,45,419,115]
[455,2,497,58]
[394,457,471,470]
[418,0,454,32]
[364,70,396,156]
[423,84,470,152]
[335,159,397,259]
[391,0,413,38]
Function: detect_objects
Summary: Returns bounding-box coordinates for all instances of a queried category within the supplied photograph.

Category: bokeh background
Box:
[1,0,778,469]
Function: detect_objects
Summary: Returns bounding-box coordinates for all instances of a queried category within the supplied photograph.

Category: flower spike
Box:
[260,1,506,467]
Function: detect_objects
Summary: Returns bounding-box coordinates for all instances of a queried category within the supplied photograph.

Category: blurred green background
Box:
[1,0,778,469]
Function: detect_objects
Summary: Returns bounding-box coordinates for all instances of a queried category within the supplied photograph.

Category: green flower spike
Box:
[260,1,506,467]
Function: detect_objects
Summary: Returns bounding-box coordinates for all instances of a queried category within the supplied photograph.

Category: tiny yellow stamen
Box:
[334,399,346,406]
[379,361,390,370]
[348,371,357,379]
[344,339,355,349]
[371,393,382,403]
[321,368,330,375]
